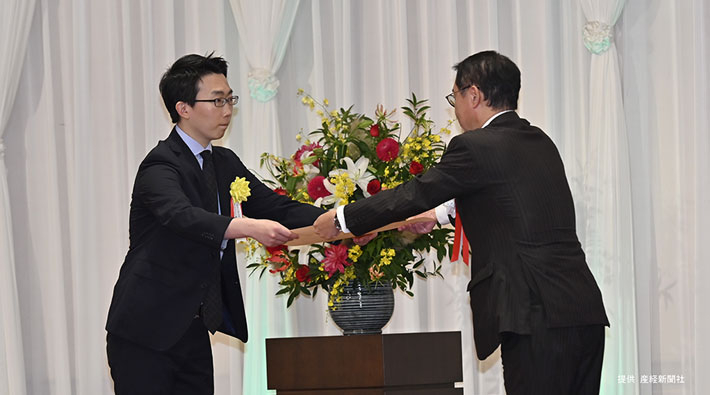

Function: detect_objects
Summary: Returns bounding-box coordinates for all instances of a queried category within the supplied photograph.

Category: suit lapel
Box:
[166,129,212,210]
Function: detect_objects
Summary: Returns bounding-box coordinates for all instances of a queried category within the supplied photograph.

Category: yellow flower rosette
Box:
[230,177,251,203]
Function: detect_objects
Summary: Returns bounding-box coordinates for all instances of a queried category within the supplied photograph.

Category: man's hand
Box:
[313,210,340,239]
[226,217,298,246]
[353,232,378,245]
[398,209,437,234]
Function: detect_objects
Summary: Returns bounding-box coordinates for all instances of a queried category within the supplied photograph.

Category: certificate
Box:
[285,217,434,246]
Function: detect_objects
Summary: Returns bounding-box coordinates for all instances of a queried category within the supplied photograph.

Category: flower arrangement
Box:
[246,90,454,308]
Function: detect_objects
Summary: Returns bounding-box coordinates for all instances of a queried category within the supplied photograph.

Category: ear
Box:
[468,86,482,108]
[175,101,191,120]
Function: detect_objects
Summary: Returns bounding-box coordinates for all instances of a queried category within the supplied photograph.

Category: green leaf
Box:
[287,292,297,307]
[301,155,318,165]
[357,119,373,130]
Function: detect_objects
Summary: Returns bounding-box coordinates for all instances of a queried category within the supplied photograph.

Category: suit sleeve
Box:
[233,155,325,228]
[344,135,481,236]
[133,157,231,249]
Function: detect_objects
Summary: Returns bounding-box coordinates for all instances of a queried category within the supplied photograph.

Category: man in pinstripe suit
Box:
[314,51,609,394]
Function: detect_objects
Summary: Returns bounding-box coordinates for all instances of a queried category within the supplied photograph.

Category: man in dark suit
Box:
[106,53,323,394]
[313,51,609,394]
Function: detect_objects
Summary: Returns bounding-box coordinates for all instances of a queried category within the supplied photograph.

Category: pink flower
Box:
[274,187,288,196]
[376,138,399,162]
[322,244,351,276]
[370,124,380,137]
[307,176,330,200]
[367,179,381,195]
[409,161,424,175]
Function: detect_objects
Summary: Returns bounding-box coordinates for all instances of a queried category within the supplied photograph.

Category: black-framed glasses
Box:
[194,95,239,107]
[445,85,471,107]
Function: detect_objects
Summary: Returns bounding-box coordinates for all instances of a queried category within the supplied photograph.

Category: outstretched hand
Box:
[353,232,378,245]
[398,209,437,234]
[313,210,340,239]
[226,217,298,246]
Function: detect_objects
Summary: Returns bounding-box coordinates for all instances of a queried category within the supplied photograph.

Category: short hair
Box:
[159,52,229,123]
[453,51,520,111]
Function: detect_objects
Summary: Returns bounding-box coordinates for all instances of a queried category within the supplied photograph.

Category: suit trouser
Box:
[107,316,214,395]
[500,304,605,395]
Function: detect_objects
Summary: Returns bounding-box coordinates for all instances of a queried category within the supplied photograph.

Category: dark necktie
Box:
[200,150,223,333]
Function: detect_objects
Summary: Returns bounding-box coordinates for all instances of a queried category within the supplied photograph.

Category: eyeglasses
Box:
[445,85,471,107]
[194,95,239,107]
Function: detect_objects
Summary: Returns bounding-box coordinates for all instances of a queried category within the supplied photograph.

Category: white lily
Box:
[319,178,342,207]
[340,156,376,197]
[319,156,376,207]
[302,163,320,181]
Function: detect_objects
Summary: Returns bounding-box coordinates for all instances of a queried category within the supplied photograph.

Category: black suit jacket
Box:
[106,129,323,351]
[344,112,609,359]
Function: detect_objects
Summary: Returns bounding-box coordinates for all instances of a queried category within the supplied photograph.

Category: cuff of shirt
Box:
[435,199,456,225]
[336,205,351,234]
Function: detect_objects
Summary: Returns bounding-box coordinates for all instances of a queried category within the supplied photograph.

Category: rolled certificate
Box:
[285,216,435,246]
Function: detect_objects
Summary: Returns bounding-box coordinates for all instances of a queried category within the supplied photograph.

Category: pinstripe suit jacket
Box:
[344,112,609,359]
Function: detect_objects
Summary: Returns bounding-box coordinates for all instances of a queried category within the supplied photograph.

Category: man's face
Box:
[453,84,475,131]
[181,73,234,147]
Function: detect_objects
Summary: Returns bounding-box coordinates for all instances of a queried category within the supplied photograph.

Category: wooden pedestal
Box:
[266,331,463,394]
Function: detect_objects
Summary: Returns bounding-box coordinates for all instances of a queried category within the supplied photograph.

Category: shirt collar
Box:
[482,110,514,128]
[175,125,212,157]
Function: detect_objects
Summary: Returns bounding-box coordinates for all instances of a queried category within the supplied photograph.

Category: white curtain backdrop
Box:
[3,1,708,394]
[618,0,709,393]
[226,1,302,393]
[227,0,300,168]
[578,1,638,394]
[0,2,36,394]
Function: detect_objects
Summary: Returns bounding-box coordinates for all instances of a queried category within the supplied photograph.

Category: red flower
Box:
[294,142,321,168]
[265,245,287,255]
[274,187,288,196]
[321,244,351,276]
[295,265,310,282]
[292,160,303,175]
[307,176,330,200]
[376,138,399,162]
[266,245,291,273]
[409,161,424,175]
[370,124,380,137]
[367,179,381,195]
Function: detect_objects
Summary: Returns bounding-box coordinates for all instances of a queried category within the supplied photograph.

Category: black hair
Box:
[159,52,229,123]
[453,51,520,110]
